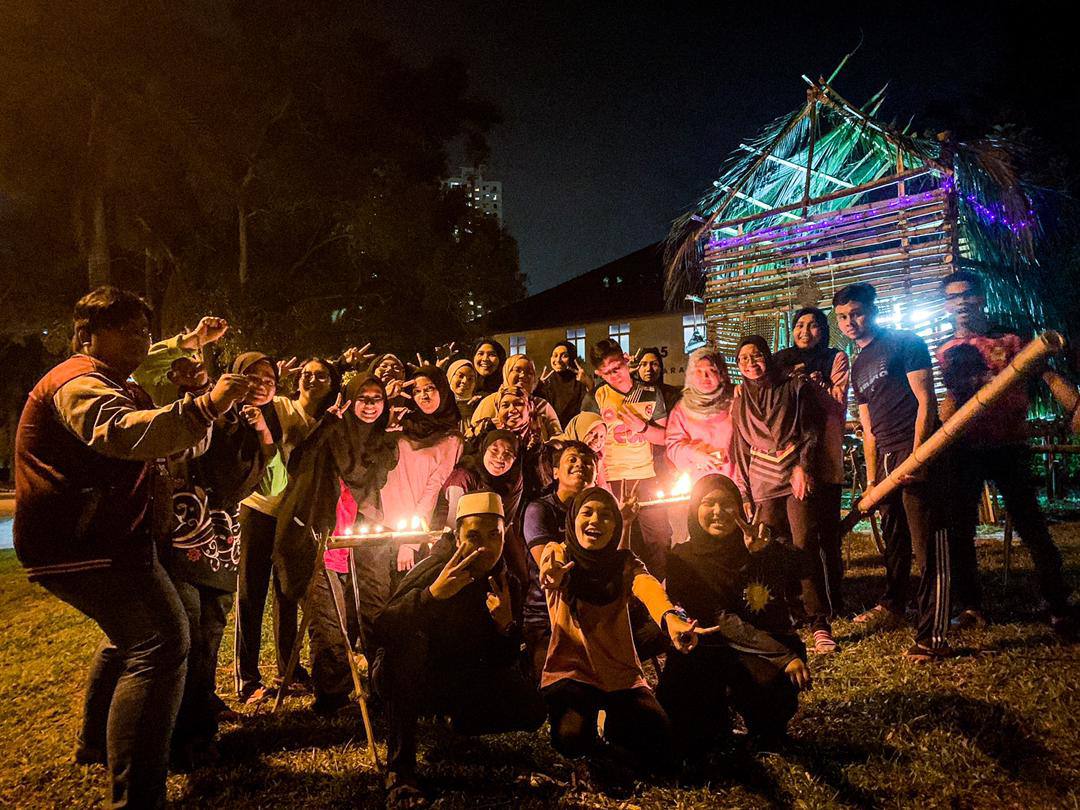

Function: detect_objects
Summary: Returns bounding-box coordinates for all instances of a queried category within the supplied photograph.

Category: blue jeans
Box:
[40,559,189,809]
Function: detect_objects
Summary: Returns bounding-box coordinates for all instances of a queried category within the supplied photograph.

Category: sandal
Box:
[852,604,904,627]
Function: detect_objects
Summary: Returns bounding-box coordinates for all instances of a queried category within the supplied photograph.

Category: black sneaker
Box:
[311,692,352,717]
[951,608,989,629]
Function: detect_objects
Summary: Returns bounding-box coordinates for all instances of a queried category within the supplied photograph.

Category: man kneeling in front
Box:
[372,491,545,807]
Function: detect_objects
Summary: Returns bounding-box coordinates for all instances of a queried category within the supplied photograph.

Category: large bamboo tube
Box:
[843,330,1066,531]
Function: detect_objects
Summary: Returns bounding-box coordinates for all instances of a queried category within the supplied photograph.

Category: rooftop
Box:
[482,242,670,333]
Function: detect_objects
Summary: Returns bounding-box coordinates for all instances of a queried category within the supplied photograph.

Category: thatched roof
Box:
[664,74,1047,334]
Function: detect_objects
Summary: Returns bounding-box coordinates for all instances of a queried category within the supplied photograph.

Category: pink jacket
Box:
[664,400,735,484]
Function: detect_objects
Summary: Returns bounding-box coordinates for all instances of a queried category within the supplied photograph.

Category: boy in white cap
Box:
[372,491,545,807]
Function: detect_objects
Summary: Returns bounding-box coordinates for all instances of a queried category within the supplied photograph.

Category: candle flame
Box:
[343,526,353,536]
[374,525,384,533]
[396,519,408,531]
[655,490,664,499]
[410,515,422,530]
[359,525,370,535]
[672,473,692,496]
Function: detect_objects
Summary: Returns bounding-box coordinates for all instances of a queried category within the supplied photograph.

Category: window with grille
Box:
[566,327,586,358]
[509,335,527,355]
[608,323,630,353]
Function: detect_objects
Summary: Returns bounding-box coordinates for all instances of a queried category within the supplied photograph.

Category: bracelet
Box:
[661,607,689,628]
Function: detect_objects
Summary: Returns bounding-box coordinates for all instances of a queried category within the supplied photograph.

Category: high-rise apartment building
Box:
[444,166,503,225]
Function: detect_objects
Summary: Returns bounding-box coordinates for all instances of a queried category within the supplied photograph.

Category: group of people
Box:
[11,271,1078,808]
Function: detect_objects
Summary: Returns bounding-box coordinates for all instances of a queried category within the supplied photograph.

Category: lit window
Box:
[566,327,586,358]
[509,335,527,355]
[683,313,706,351]
[608,323,630,353]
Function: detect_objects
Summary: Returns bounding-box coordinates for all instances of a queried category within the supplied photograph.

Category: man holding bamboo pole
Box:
[835,283,952,661]
[937,271,1077,639]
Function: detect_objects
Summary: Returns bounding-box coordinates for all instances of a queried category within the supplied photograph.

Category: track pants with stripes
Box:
[875,448,951,649]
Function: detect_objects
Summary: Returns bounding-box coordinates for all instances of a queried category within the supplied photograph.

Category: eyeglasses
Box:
[300,371,330,382]
[357,396,384,406]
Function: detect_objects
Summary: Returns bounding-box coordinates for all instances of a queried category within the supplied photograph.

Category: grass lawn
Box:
[1,525,1078,809]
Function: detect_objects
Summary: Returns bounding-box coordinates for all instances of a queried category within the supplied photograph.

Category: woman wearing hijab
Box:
[537,487,697,770]
[657,475,811,760]
[470,353,562,439]
[446,358,481,431]
[368,353,407,384]
[234,352,320,703]
[635,346,682,412]
[272,374,399,711]
[472,338,508,397]
[665,348,736,483]
[774,307,850,616]
[166,354,277,766]
[731,336,837,655]
[535,340,592,426]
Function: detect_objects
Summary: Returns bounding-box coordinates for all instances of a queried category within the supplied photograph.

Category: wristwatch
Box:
[661,607,690,629]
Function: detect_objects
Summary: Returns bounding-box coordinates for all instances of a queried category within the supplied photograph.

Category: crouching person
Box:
[538,487,698,780]
[371,492,545,807]
[657,475,811,771]
[13,287,250,808]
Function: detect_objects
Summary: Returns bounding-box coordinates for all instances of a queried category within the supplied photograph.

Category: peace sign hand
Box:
[342,343,374,368]
[572,359,589,383]
[428,543,483,600]
[386,405,409,432]
[539,365,554,383]
[385,378,414,400]
[326,392,351,419]
[486,570,514,632]
[736,506,772,553]
[277,356,301,383]
[540,545,575,592]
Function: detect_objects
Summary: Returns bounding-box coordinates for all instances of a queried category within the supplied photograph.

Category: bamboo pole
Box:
[842,331,1066,532]
[708,166,938,235]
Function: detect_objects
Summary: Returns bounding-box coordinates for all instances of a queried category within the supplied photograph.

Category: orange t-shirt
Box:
[540,545,675,692]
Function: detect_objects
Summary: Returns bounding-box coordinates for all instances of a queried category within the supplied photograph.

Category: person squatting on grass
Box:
[371,491,546,807]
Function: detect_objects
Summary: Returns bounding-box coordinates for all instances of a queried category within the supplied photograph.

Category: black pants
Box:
[612,477,673,581]
[236,505,300,694]
[41,559,189,810]
[543,679,672,769]
[657,641,801,752]
[173,580,233,748]
[949,444,1071,615]
[350,542,398,655]
[373,637,545,776]
[876,448,951,648]
[813,483,845,616]
[308,570,354,702]
[758,494,831,632]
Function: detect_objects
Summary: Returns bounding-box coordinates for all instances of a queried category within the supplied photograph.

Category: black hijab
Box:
[682,473,749,587]
[464,429,523,499]
[472,337,507,396]
[401,365,462,449]
[273,374,399,601]
[562,487,633,609]
[775,307,839,380]
[537,340,589,426]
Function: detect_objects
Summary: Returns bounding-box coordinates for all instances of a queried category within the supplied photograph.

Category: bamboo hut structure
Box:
[664,73,1048,381]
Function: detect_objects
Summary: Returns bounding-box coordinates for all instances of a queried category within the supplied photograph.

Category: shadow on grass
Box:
[213,706,380,761]
[798,689,1072,801]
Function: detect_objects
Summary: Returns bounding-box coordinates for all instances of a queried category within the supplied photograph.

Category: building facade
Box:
[483,243,704,387]
[444,166,503,225]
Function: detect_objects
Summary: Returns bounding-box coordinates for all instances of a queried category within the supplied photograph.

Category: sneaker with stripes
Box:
[812,628,839,654]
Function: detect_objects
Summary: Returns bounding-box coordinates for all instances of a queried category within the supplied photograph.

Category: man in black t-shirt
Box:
[835,282,951,660]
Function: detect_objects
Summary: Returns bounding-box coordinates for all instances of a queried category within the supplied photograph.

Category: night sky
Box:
[372,5,1076,294]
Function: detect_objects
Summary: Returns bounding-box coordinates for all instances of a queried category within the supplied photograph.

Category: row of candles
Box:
[328,474,697,546]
